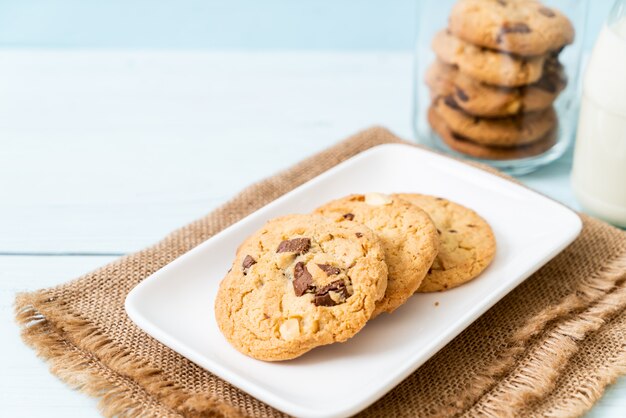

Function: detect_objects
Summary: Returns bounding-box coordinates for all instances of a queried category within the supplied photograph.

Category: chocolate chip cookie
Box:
[393,194,496,292]
[425,59,565,117]
[449,0,575,56]
[433,96,557,147]
[315,193,438,316]
[215,214,388,361]
[428,106,557,160]
[432,30,546,87]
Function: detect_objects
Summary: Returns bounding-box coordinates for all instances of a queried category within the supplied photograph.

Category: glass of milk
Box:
[572,0,626,227]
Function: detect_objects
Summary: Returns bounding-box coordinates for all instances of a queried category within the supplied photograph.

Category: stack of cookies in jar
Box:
[426,0,574,160]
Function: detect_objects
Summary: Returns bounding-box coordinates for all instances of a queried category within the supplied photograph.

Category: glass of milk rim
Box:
[572,0,626,228]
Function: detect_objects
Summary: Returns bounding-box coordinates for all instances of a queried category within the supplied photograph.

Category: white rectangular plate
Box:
[126,144,581,418]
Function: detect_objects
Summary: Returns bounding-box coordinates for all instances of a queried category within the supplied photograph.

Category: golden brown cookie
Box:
[393,194,496,292]
[215,214,388,361]
[428,106,557,160]
[449,0,575,56]
[425,59,566,117]
[315,193,438,316]
[432,30,546,87]
[433,96,557,147]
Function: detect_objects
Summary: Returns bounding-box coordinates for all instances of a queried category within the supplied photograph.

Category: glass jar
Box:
[572,0,626,227]
[413,0,588,175]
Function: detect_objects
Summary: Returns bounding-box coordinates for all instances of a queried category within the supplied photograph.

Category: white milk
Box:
[572,17,626,227]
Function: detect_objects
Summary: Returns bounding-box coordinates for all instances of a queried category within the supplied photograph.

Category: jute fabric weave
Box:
[15,127,626,417]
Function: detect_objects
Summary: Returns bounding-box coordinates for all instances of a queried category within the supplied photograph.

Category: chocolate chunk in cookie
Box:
[276,238,311,254]
[241,255,256,273]
[497,22,532,44]
[314,280,351,307]
[317,264,341,276]
[292,262,314,296]
[455,86,470,102]
[538,7,556,18]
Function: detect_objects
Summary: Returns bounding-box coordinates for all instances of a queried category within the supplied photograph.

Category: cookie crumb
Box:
[434,301,440,307]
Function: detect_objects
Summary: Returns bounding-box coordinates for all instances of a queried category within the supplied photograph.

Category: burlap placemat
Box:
[15,127,626,418]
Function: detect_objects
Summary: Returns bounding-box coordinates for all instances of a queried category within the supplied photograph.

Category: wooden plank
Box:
[0,51,413,254]
[1,255,115,418]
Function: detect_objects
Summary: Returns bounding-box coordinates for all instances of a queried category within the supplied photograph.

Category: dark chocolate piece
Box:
[455,86,470,102]
[355,232,363,238]
[534,78,557,93]
[242,255,256,270]
[276,238,311,254]
[293,262,314,296]
[533,71,558,93]
[313,280,350,307]
[538,7,555,17]
[443,95,462,111]
[343,213,355,221]
[317,264,341,276]
[497,22,532,44]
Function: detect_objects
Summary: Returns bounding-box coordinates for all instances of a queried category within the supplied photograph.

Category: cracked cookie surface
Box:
[315,193,438,316]
[427,106,557,160]
[394,194,496,292]
[432,30,546,87]
[433,95,557,147]
[426,59,565,117]
[449,0,574,57]
[214,214,387,361]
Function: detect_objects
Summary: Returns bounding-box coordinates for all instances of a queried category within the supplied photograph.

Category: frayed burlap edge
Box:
[14,126,626,418]
[462,251,626,418]
[451,244,626,418]
[15,290,245,418]
[536,333,626,418]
